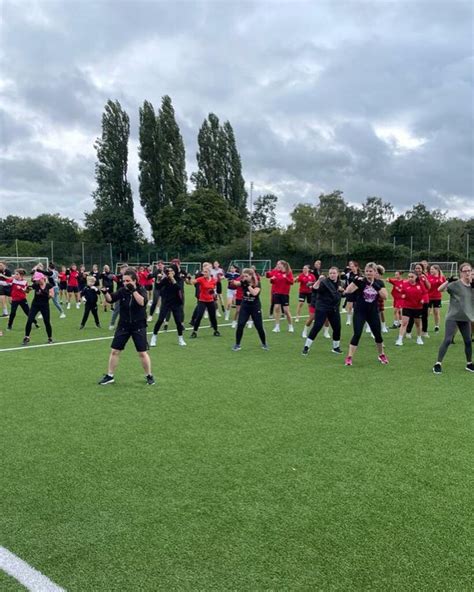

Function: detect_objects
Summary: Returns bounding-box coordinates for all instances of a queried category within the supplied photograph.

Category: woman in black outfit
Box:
[150,265,186,347]
[23,272,54,345]
[231,268,268,351]
[302,267,344,356]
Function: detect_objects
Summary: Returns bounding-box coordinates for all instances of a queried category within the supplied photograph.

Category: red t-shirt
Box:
[427,274,445,301]
[195,276,217,302]
[67,270,79,287]
[297,273,315,294]
[265,270,294,295]
[7,278,28,302]
[58,272,67,283]
[388,278,404,307]
[417,276,430,304]
[400,281,424,309]
[138,270,149,287]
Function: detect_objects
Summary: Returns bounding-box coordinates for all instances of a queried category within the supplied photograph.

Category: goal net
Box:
[409,261,458,276]
[228,259,272,274]
[0,256,49,274]
[151,261,201,274]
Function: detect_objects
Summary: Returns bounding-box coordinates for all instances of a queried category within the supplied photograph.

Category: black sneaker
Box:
[163,323,168,332]
[232,344,241,351]
[145,374,156,385]
[302,346,309,356]
[466,363,474,373]
[22,336,30,346]
[433,363,442,375]
[213,330,221,337]
[79,325,84,330]
[96,324,101,328]
[434,326,439,333]
[332,347,343,354]
[190,331,197,338]
[98,374,115,385]
[262,344,269,351]
[47,338,53,344]
[7,326,12,331]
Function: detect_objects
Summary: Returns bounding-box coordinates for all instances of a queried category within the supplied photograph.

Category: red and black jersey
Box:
[399,281,424,309]
[427,274,445,301]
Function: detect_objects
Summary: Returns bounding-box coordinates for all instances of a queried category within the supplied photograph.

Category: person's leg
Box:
[347,311,365,359]
[207,301,218,331]
[396,314,410,344]
[329,309,342,348]
[24,303,39,338]
[193,302,206,331]
[153,304,169,335]
[406,315,414,335]
[414,318,422,338]
[80,304,90,327]
[110,303,120,328]
[434,305,441,329]
[295,300,304,321]
[171,306,184,336]
[283,304,293,329]
[251,307,267,345]
[107,349,122,375]
[91,306,100,326]
[42,306,52,339]
[367,309,384,355]
[235,307,250,345]
[422,303,429,334]
[346,301,353,325]
[8,301,19,328]
[138,351,152,375]
[306,309,326,342]
[457,321,472,363]
[436,320,458,363]
[273,303,281,329]
[52,287,63,314]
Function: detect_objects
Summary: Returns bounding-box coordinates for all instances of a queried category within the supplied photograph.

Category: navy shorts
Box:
[298,292,311,303]
[272,293,290,307]
[111,326,149,352]
[402,308,422,319]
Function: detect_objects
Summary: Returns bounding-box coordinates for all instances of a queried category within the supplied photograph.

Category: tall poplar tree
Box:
[222,121,247,214]
[85,100,141,253]
[158,95,187,205]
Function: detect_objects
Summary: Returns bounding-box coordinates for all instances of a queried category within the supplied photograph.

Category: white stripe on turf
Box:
[0,546,65,591]
[0,306,400,353]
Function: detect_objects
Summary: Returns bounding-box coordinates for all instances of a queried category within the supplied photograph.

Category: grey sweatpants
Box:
[437,320,472,363]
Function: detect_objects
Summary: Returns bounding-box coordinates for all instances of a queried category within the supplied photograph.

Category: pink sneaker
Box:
[344,356,352,366]
[378,354,389,365]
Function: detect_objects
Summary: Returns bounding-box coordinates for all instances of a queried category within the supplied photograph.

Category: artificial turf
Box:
[0,282,472,591]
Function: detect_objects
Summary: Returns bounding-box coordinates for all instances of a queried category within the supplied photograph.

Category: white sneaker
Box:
[272,325,280,333]
[231,320,237,329]
[346,320,351,326]
[382,326,389,333]
[395,338,403,346]
[365,326,371,333]
[247,321,253,329]
[288,325,294,333]
[302,329,308,339]
[406,333,412,339]
[323,330,330,339]
[225,313,230,321]
[59,313,66,319]
[422,332,430,338]
[37,313,43,320]
[178,336,186,346]
[416,336,424,345]
[295,317,299,323]
[108,324,114,331]
[67,303,71,310]
[76,303,80,309]
[147,315,153,322]
[150,334,157,347]
[217,310,222,317]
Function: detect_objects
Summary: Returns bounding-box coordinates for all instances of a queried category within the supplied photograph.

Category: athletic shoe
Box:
[163,323,168,332]
[434,326,440,333]
[269,314,274,319]
[422,332,430,338]
[76,303,80,309]
[47,338,53,344]
[382,326,389,333]
[22,336,30,346]
[323,330,330,339]
[178,336,186,347]
[247,321,253,329]
[231,321,237,329]
[262,344,269,351]
[145,374,156,386]
[433,363,442,375]
[346,321,351,326]
[150,334,157,347]
[37,313,43,319]
[98,374,115,385]
[416,337,424,345]
[295,317,299,323]
[406,333,412,339]
[59,313,66,319]
[391,323,398,329]
[466,363,474,373]
[79,325,84,330]
[378,354,389,365]
[232,344,241,351]
[6,326,12,331]
[272,326,280,333]
[96,324,101,329]
[332,347,343,354]
[147,315,153,322]
[108,325,114,331]
[67,303,71,310]
[190,331,197,339]
[365,326,371,333]
[213,330,221,337]
[344,356,353,366]
[224,313,230,321]
[288,325,294,333]
[395,338,403,346]
[216,310,222,317]
[302,346,309,356]
[301,330,308,339]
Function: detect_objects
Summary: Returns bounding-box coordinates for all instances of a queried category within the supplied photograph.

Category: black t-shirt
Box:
[31,282,53,305]
[156,277,183,306]
[81,286,99,305]
[241,281,261,305]
[110,286,148,328]
[353,278,385,311]
[101,272,115,291]
[314,278,342,311]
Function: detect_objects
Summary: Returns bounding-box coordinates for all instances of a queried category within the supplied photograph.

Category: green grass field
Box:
[0,282,472,591]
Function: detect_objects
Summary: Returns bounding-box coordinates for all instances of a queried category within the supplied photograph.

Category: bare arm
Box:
[133,289,145,307]
[343,282,358,295]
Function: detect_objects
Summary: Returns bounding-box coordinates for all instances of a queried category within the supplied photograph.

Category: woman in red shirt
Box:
[387,271,404,328]
[427,264,445,332]
[190,266,220,338]
[266,260,294,333]
[295,265,316,322]
[66,263,80,310]
[406,263,431,339]
[395,271,425,346]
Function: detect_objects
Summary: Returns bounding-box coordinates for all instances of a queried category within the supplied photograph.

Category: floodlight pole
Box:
[249,181,254,265]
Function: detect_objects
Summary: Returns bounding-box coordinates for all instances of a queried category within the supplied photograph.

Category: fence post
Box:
[51,240,54,263]
[109,243,113,270]
[428,235,431,255]
[346,238,349,253]
[467,233,470,259]
[81,242,85,264]
[410,236,413,261]
[447,235,450,258]
[15,238,19,267]
[331,239,334,254]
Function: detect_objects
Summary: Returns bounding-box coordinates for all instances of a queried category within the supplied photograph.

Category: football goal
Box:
[0,256,49,273]
[228,259,272,274]
[409,261,458,276]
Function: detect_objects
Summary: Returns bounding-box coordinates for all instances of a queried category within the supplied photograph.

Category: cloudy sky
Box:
[1,0,473,236]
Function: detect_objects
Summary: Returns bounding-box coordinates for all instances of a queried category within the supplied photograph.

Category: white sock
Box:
[333,340,340,348]
[304,338,313,348]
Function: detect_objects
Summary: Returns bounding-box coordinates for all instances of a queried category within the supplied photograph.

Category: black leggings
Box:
[437,320,472,363]
[149,288,161,316]
[351,307,383,346]
[193,301,218,332]
[407,302,429,334]
[308,308,341,341]
[8,300,33,328]
[153,303,184,336]
[81,303,100,327]
[236,303,266,345]
[25,302,52,339]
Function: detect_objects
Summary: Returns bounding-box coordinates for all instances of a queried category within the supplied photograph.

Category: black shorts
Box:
[402,308,423,319]
[0,285,11,296]
[345,293,357,303]
[59,281,67,290]
[216,281,222,295]
[235,298,242,306]
[67,286,79,293]
[111,326,148,352]
[272,293,290,307]
[298,292,311,303]
[429,300,442,309]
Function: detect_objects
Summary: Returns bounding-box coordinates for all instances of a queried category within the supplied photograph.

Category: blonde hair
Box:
[280,260,292,274]
[365,262,378,272]
[242,268,257,285]
[87,275,96,286]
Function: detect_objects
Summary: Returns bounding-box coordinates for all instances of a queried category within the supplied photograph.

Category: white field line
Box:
[0,306,397,353]
[0,546,65,591]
